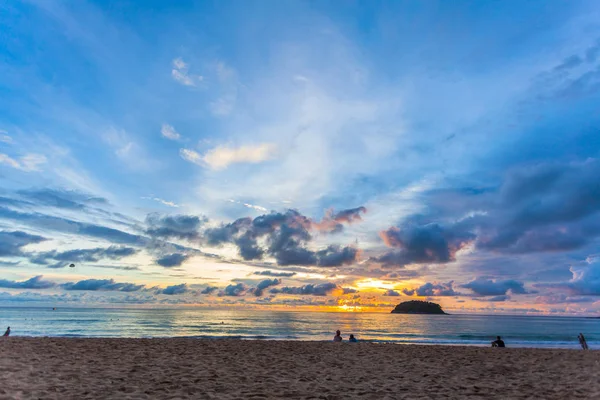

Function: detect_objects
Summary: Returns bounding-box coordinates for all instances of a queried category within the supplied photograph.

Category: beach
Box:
[0,338,598,399]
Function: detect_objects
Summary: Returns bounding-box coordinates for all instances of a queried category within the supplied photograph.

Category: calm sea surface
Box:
[1,307,598,349]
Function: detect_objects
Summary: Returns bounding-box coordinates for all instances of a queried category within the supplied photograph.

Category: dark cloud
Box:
[0,275,56,289]
[0,230,47,257]
[251,278,281,296]
[411,281,458,296]
[160,284,188,295]
[31,246,138,267]
[252,270,296,277]
[383,289,400,296]
[200,286,218,294]
[62,279,144,292]
[17,188,108,210]
[332,206,367,224]
[478,160,600,253]
[375,223,475,267]
[401,288,415,296]
[145,213,206,240]
[535,260,600,295]
[313,206,367,233]
[221,283,247,296]
[342,287,358,294]
[155,253,190,268]
[316,246,359,267]
[461,278,528,296]
[204,209,363,266]
[270,282,339,296]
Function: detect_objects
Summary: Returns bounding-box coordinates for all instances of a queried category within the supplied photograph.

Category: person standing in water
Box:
[578,333,589,350]
[349,334,358,342]
[3,327,10,337]
[333,330,343,342]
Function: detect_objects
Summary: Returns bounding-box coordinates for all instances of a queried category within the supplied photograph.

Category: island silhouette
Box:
[391,300,447,314]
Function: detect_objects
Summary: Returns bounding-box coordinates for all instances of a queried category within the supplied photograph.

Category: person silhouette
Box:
[349,334,358,342]
[3,327,10,337]
[491,336,505,347]
[333,330,343,342]
[578,333,589,350]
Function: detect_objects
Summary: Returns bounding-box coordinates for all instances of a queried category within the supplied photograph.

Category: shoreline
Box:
[1,338,599,399]
[0,335,592,349]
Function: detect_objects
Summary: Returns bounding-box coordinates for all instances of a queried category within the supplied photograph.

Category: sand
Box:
[0,338,599,399]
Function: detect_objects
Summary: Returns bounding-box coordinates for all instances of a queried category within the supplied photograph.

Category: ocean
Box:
[1,307,598,349]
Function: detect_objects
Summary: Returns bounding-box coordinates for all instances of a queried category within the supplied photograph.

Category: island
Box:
[391,300,447,314]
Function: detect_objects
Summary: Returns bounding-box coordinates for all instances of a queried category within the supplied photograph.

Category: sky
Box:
[1,0,600,314]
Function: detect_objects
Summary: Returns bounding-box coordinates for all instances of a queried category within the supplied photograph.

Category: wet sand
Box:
[1,338,599,399]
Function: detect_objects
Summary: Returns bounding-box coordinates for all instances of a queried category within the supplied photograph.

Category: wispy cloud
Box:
[171,57,202,87]
[179,148,203,165]
[0,132,12,144]
[142,197,180,208]
[160,124,181,141]
[181,143,277,170]
[0,153,47,172]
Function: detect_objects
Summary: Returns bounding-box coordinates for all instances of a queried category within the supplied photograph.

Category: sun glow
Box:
[355,279,398,290]
[337,304,364,312]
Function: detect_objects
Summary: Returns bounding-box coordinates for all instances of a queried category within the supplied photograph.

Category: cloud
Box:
[251,278,281,296]
[17,188,108,210]
[461,278,528,296]
[160,284,188,295]
[204,209,361,266]
[253,270,296,277]
[383,289,400,296]
[316,246,359,267]
[181,143,278,170]
[200,286,218,294]
[145,213,205,240]
[412,281,458,297]
[202,143,277,170]
[536,259,600,295]
[62,279,144,292]
[31,246,138,267]
[161,124,181,141]
[0,231,47,257]
[475,160,600,254]
[0,206,147,246]
[0,133,12,143]
[222,283,247,296]
[487,295,509,302]
[155,253,190,268]
[270,282,340,296]
[179,148,203,165]
[0,275,56,289]
[0,153,47,172]
[312,206,368,234]
[142,197,180,208]
[171,57,202,86]
[374,223,475,267]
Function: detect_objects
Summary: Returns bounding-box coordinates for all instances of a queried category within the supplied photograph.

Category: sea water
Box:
[1,307,598,349]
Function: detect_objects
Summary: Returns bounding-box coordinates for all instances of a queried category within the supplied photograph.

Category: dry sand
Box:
[0,338,599,399]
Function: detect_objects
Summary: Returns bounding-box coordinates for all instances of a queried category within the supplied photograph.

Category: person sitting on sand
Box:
[3,327,10,337]
[491,336,505,347]
[333,330,343,342]
[349,334,358,343]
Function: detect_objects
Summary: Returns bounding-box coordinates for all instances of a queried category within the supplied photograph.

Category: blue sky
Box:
[1,0,600,313]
